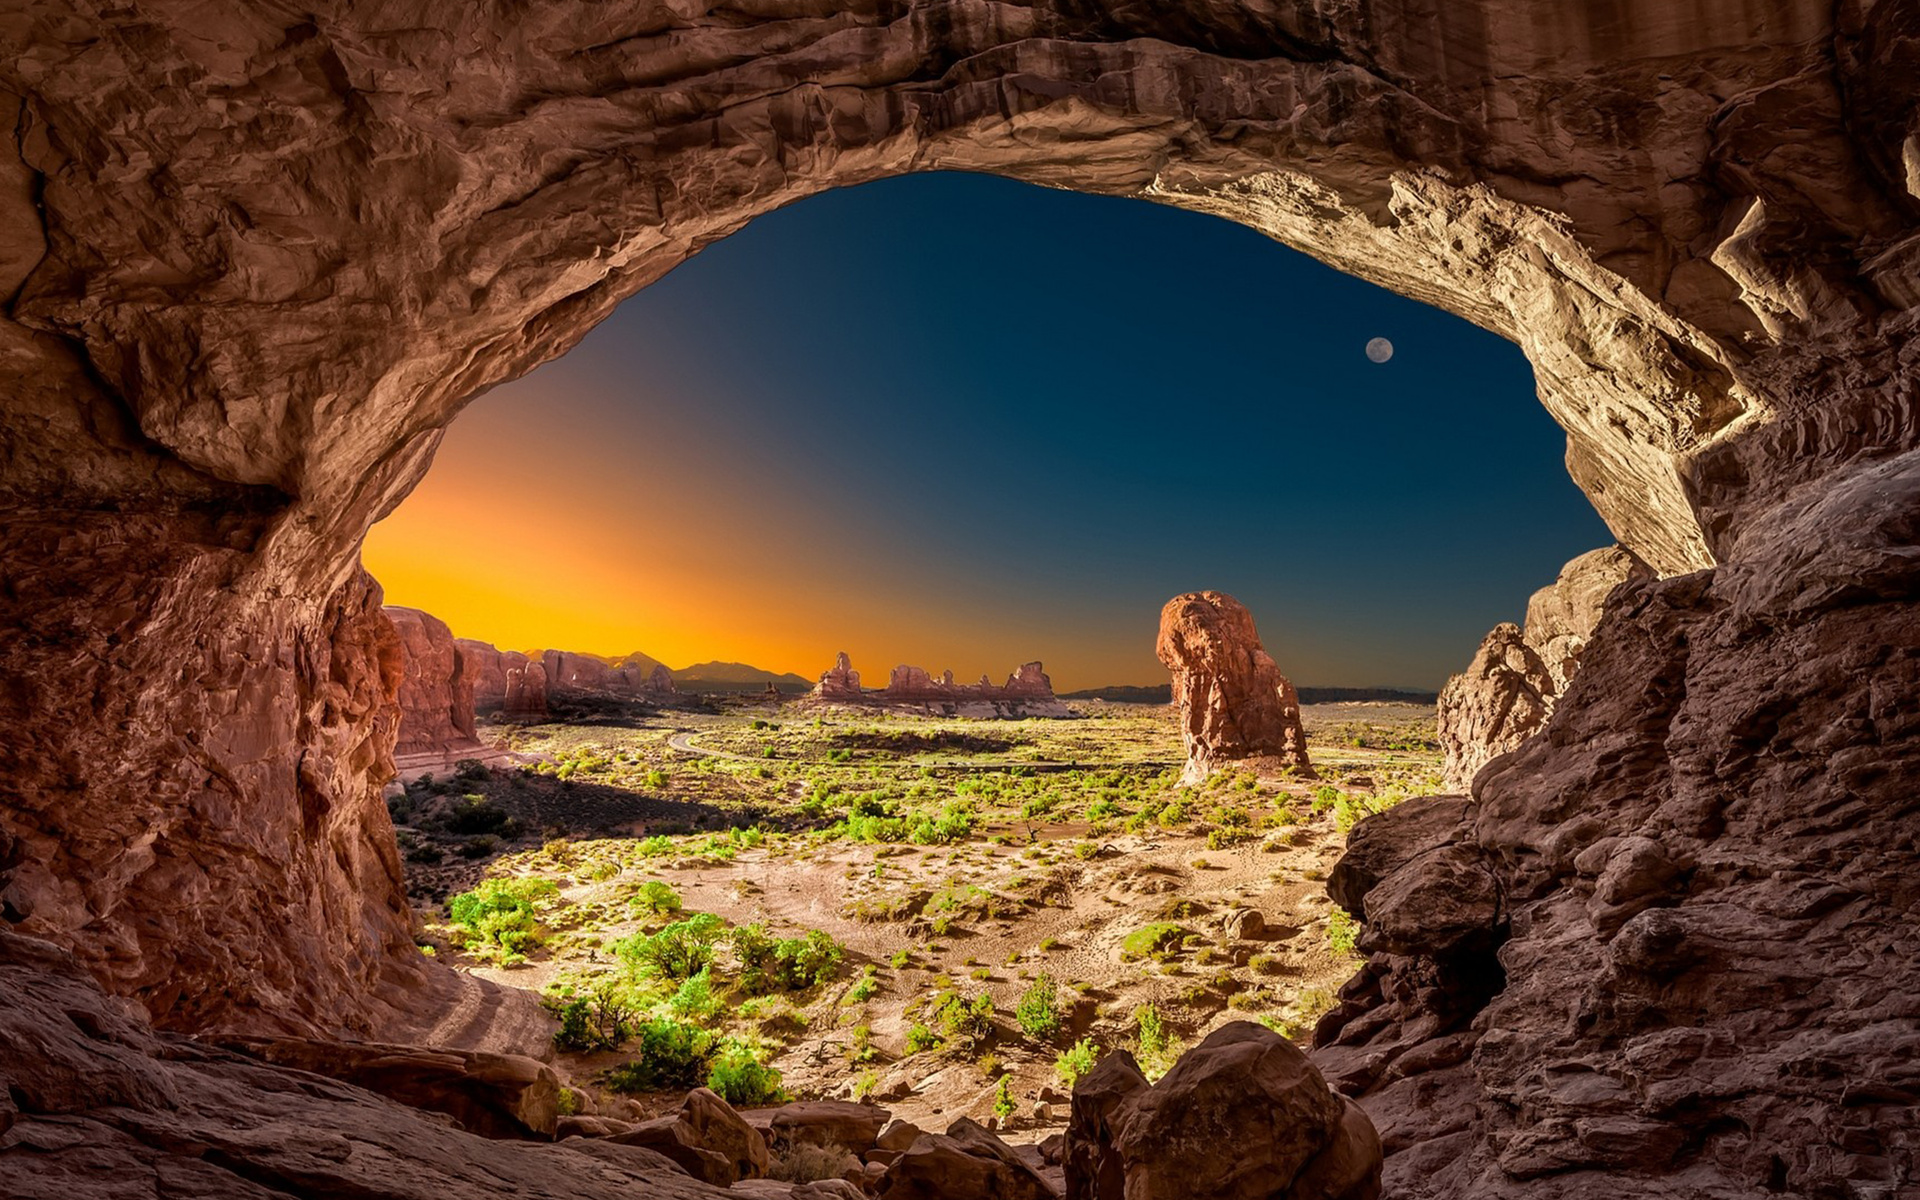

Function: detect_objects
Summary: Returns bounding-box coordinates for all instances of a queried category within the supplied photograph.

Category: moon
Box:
[1365,337,1394,364]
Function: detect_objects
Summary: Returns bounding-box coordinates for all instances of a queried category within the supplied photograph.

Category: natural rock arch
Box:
[1,1,1916,1194]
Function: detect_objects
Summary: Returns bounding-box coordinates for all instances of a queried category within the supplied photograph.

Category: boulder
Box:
[874,1119,925,1154]
[214,1035,560,1140]
[1156,592,1314,784]
[1065,1050,1149,1200]
[610,1087,768,1185]
[758,1100,892,1156]
[1223,908,1267,941]
[876,1117,1058,1200]
[1110,1023,1357,1200]
[1326,798,1474,921]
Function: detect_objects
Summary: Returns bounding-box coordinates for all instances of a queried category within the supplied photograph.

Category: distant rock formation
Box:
[805,652,1072,718]
[1156,592,1315,784]
[1438,546,1652,789]
[389,607,475,755]
[387,608,514,778]
[391,619,686,776]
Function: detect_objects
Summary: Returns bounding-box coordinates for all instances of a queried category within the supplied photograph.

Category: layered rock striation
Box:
[1156,592,1314,783]
[806,653,1072,718]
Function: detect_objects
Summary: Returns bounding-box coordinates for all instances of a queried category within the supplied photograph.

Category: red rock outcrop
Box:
[1156,592,1314,784]
[1435,624,1553,792]
[1070,1022,1381,1200]
[389,607,476,754]
[0,929,717,1198]
[813,652,865,700]
[1438,548,1653,790]
[213,1036,564,1141]
[1317,463,1920,1197]
[807,654,1071,717]
[1,1,1917,1193]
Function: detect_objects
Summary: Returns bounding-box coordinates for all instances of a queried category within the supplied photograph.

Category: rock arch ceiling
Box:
[1,1,1917,1196]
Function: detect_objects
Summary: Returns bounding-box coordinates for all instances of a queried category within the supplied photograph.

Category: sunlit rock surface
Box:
[1157,591,1314,784]
[1438,547,1652,789]
[0,1,1917,1195]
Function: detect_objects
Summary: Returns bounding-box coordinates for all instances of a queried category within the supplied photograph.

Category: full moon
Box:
[1365,337,1394,363]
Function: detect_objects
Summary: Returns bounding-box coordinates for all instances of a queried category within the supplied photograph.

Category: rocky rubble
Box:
[1156,592,1314,784]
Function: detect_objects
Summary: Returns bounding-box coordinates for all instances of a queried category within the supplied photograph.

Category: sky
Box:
[362,171,1613,692]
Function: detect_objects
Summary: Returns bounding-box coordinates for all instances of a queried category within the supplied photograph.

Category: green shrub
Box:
[616,912,725,982]
[445,794,517,836]
[603,1017,714,1092]
[1055,1037,1097,1087]
[1120,923,1187,961]
[905,1022,939,1054]
[993,1074,1017,1122]
[1327,908,1360,956]
[706,1041,785,1106]
[1015,974,1061,1042]
[669,967,723,1023]
[447,877,557,956]
[632,880,683,918]
[1133,1003,1182,1081]
[933,991,996,1053]
[552,977,640,1051]
[733,924,844,995]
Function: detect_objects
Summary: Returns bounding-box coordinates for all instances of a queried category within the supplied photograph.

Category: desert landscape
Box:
[4,2,1918,1199]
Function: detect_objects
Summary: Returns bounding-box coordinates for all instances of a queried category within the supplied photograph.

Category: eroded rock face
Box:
[1157,592,1314,783]
[1438,547,1651,789]
[1435,624,1552,792]
[1317,495,1920,1195]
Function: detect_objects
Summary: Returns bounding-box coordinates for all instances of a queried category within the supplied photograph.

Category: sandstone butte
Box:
[1,2,1917,1198]
[1156,591,1315,784]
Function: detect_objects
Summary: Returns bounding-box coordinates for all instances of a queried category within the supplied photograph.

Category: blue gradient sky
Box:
[364,171,1613,691]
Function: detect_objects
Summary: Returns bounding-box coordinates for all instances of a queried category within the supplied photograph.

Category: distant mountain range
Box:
[672,661,813,694]
[1062,684,1439,705]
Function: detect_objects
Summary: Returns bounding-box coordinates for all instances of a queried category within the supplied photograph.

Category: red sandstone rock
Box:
[1069,1023,1380,1200]
[876,1117,1057,1200]
[387,607,477,756]
[213,1035,563,1140]
[1435,624,1552,792]
[1156,592,1314,783]
[610,1087,768,1186]
[1438,547,1651,789]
